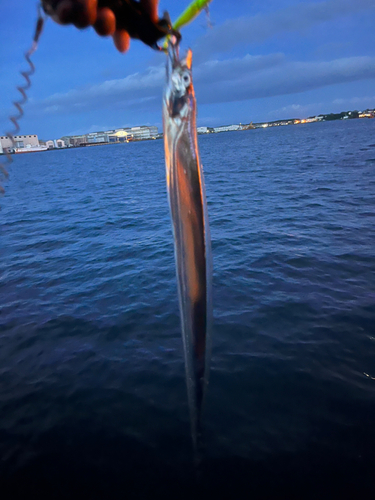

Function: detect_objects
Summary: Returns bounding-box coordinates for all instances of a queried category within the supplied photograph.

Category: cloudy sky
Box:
[0,0,375,139]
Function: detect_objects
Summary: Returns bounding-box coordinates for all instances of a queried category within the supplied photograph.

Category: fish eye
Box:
[182,72,191,86]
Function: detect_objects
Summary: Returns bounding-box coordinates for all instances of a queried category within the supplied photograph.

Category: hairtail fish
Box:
[162,38,212,451]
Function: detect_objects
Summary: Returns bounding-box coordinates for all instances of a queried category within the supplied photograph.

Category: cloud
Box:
[267,95,375,122]
[66,124,117,136]
[194,53,286,84]
[194,55,375,104]
[267,103,323,119]
[30,53,375,121]
[17,0,375,130]
[332,95,375,107]
[30,53,284,115]
[313,41,352,58]
[194,0,375,59]
[39,66,164,114]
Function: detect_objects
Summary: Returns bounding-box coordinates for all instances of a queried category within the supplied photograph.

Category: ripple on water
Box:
[1,120,375,497]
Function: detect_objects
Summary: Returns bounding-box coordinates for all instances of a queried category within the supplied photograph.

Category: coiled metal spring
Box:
[0,10,45,194]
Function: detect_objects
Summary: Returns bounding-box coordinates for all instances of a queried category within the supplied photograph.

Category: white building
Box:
[0,134,39,151]
[128,126,158,140]
[60,136,72,147]
[61,125,159,146]
[87,133,109,143]
[45,139,65,149]
[105,126,158,142]
[105,129,129,142]
[213,125,240,133]
[197,126,209,134]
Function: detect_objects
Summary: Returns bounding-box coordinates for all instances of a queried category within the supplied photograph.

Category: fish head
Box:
[165,47,194,120]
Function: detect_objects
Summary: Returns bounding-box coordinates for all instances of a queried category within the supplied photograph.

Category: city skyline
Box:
[1,0,375,138]
[8,104,373,144]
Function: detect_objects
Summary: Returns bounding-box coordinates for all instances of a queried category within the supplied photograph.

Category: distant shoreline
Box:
[1,109,373,155]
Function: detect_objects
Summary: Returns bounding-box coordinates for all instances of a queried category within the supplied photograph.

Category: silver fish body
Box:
[163,42,212,448]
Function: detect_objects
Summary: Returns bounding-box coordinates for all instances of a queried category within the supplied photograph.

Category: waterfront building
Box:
[66,135,88,146]
[107,133,120,143]
[102,126,158,141]
[197,126,209,134]
[59,125,159,147]
[213,125,240,133]
[87,132,109,144]
[0,134,39,151]
[111,129,131,142]
[45,139,65,149]
[60,136,72,147]
[127,126,158,140]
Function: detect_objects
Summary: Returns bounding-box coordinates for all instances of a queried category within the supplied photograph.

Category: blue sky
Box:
[0,0,375,139]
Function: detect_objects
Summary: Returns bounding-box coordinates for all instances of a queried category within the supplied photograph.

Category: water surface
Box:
[1,119,375,498]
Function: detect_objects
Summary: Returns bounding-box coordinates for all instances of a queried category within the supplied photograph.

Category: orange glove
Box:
[41,0,160,52]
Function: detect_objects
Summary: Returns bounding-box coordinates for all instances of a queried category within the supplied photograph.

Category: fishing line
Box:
[0,6,46,194]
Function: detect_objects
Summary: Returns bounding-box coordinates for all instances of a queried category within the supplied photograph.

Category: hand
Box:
[42,0,159,53]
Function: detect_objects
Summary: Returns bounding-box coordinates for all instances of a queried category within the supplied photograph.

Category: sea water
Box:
[0,118,374,498]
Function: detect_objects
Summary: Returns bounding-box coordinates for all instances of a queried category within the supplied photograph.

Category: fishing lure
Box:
[162,0,213,49]
[163,38,212,451]
[0,9,46,194]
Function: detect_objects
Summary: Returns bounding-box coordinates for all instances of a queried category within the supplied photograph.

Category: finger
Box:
[94,7,116,36]
[43,0,72,24]
[140,0,159,23]
[42,0,62,18]
[113,30,131,53]
[55,0,75,25]
[72,0,98,29]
